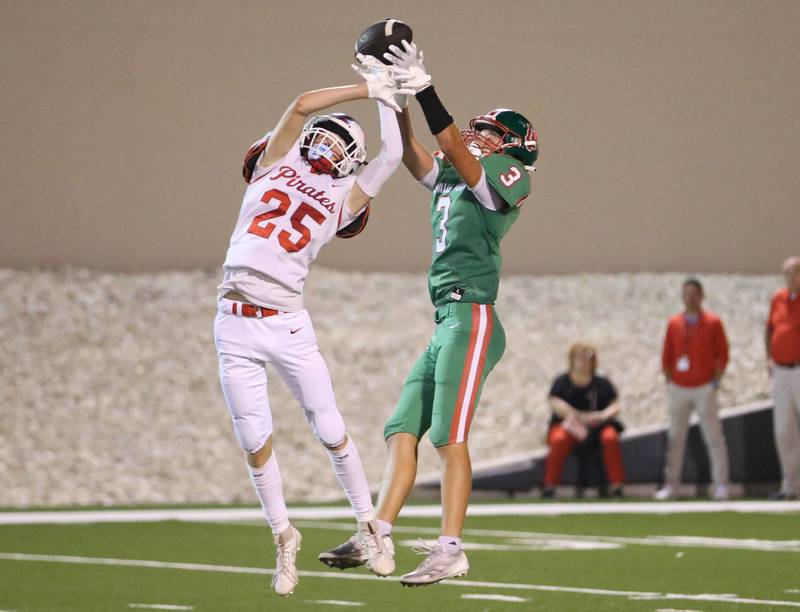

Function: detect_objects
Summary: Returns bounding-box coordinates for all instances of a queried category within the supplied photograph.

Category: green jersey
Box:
[425,153,531,306]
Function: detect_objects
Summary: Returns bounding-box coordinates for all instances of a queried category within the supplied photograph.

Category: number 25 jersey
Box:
[220,136,368,311]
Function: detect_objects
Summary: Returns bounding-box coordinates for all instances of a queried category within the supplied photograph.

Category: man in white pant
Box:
[766,256,800,500]
[655,278,731,501]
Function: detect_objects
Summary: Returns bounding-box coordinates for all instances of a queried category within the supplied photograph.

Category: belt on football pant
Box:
[230,302,280,318]
[776,361,800,369]
[221,291,281,318]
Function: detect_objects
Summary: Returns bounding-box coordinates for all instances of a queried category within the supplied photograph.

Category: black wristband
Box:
[415,86,453,135]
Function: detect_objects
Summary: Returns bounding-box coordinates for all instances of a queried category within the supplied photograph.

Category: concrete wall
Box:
[2,0,799,274]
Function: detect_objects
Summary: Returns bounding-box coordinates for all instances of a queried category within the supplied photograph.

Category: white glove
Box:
[383,40,432,93]
[351,54,413,113]
[354,53,411,110]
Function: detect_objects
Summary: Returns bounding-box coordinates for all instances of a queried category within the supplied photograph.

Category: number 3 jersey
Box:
[421,153,531,307]
[219,135,369,311]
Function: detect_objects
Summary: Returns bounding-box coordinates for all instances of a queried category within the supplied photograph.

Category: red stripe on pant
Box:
[544,423,626,486]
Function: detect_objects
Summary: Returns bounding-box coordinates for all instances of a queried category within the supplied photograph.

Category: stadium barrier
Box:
[415,400,781,496]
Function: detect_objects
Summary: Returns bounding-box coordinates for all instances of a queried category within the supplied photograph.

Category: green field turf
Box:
[1,508,799,611]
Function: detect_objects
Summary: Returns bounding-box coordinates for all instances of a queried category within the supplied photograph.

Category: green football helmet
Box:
[464,108,538,168]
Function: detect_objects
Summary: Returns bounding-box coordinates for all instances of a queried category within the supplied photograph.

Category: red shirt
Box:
[662,310,729,387]
[768,288,800,364]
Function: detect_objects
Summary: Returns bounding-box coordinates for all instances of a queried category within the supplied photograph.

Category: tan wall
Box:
[2,0,798,274]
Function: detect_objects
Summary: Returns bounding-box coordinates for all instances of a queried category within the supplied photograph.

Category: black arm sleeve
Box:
[415,86,454,135]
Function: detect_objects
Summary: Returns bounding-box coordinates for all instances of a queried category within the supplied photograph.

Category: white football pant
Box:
[214,298,346,452]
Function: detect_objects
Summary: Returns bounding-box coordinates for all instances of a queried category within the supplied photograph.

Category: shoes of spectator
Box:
[653,486,674,501]
[769,490,799,501]
[612,486,624,499]
[712,484,730,501]
[541,487,555,499]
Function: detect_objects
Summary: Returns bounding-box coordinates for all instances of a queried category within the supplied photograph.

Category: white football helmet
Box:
[300,113,366,178]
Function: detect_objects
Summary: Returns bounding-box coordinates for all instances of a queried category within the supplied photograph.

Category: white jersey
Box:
[220,137,363,311]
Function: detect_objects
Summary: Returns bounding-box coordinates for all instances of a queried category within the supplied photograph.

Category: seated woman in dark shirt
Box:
[543,342,625,498]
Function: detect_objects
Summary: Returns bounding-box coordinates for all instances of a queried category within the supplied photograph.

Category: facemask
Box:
[309,142,333,161]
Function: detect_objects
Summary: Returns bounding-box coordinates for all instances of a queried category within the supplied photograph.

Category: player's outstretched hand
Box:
[351,54,414,112]
[383,40,432,93]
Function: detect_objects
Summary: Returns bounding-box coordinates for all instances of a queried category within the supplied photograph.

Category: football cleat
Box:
[362,522,395,577]
[272,526,302,597]
[399,541,469,587]
[318,523,395,577]
[318,533,369,570]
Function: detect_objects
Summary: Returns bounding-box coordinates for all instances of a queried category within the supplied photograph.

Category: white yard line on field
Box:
[1,500,799,525]
[304,601,364,607]
[128,605,194,611]
[0,552,799,608]
[461,594,529,602]
[296,520,800,553]
[398,539,623,552]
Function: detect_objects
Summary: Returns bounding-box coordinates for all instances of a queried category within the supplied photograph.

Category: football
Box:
[354,18,413,65]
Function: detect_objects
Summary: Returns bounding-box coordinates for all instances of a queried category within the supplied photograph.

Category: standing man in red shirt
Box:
[655,278,730,501]
[766,256,800,500]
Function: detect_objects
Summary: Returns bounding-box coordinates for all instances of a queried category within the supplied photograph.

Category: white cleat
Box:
[272,526,301,597]
[318,533,368,570]
[318,522,395,577]
[653,485,674,501]
[362,522,395,577]
[399,541,469,587]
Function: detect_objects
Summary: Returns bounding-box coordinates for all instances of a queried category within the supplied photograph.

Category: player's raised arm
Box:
[385,42,483,188]
[344,98,404,215]
[396,105,435,182]
[260,70,410,170]
[260,85,366,169]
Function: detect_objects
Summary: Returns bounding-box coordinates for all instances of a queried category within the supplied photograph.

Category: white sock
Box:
[248,453,290,536]
[327,438,375,523]
[439,535,462,554]
[376,519,393,536]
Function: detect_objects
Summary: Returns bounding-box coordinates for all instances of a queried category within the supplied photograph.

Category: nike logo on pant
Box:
[290,328,302,334]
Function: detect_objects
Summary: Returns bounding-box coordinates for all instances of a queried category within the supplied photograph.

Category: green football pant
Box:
[384,302,506,447]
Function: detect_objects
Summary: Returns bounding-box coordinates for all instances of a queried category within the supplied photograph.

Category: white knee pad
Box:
[231,414,272,455]
[309,408,347,448]
[218,353,273,455]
